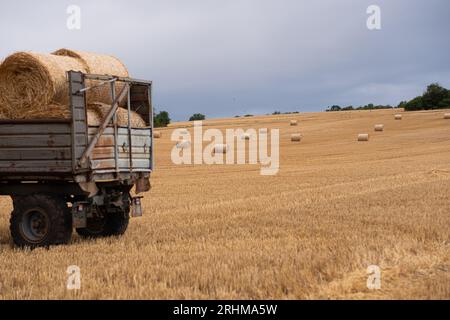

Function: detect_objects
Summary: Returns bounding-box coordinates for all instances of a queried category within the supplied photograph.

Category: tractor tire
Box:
[76,206,129,238]
[10,194,72,248]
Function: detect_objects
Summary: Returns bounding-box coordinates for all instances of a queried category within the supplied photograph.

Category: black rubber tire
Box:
[10,194,72,248]
[76,207,129,238]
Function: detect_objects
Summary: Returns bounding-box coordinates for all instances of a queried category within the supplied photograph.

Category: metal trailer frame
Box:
[0,71,154,197]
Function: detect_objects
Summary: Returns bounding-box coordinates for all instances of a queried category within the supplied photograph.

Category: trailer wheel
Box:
[76,206,129,238]
[10,194,72,248]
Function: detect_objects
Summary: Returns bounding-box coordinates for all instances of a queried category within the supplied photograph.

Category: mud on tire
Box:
[10,194,72,248]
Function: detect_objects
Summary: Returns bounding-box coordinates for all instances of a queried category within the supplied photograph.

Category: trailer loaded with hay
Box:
[0,50,154,248]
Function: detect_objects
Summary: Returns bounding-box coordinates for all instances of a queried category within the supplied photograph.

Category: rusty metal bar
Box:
[147,83,154,171]
[111,82,119,175]
[77,77,117,94]
[127,86,133,173]
[83,74,152,85]
[78,83,129,167]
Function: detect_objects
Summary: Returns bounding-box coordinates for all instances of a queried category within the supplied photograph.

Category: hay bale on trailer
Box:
[374,124,384,132]
[0,52,88,119]
[358,134,369,141]
[87,102,146,127]
[0,50,131,120]
[52,49,129,106]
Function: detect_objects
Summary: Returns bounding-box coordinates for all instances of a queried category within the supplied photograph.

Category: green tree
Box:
[404,96,423,111]
[154,111,170,127]
[422,83,447,109]
[189,113,206,121]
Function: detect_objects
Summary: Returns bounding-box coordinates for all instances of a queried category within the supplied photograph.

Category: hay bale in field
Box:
[291,133,302,142]
[443,113,450,119]
[358,133,369,141]
[87,102,146,127]
[52,49,129,106]
[213,144,228,154]
[394,114,402,120]
[374,124,384,132]
[176,140,191,149]
[290,120,298,126]
[0,52,88,118]
[153,131,161,138]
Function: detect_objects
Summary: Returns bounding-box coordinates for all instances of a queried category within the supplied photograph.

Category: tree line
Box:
[326,83,450,112]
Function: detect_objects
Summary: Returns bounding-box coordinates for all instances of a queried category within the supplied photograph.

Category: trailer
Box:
[0,71,153,248]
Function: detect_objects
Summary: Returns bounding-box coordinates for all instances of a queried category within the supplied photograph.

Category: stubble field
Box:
[0,109,449,299]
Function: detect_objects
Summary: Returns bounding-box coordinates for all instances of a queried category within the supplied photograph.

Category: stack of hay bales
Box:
[0,49,145,127]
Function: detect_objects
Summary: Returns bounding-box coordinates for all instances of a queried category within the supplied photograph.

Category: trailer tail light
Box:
[131,197,143,217]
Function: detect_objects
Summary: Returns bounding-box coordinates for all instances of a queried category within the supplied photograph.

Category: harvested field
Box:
[0,109,449,299]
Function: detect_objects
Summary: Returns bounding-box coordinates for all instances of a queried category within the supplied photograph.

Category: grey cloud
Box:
[0,0,449,120]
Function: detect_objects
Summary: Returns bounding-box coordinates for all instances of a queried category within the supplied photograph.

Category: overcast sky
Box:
[1,0,449,120]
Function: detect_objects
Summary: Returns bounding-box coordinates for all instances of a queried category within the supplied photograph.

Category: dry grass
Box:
[0,109,449,299]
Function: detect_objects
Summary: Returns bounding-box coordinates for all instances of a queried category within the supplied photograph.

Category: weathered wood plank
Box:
[0,123,71,135]
[0,135,71,148]
[91,158,150,170]
[0,148,71,160]
[0,160,72,172]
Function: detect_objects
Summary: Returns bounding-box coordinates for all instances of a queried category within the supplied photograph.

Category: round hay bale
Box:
[0,52,87,118]
[176,140,191,149]
[374,124,384,132]
[52,49,129,106]
[291,133,302,142]
[394,114,402,120]
[87,102,146,127]
[153,131,162,138]
[290,120,298,126]
[358,133,369,141]
[213,144,229,154]
[443,113,450,119]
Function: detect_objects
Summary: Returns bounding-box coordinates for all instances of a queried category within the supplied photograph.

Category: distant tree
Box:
[189,113,206,121]
[342,105,354,111]
[273,111,281,115]
[397,101,408,109]
[327,105,341,112]
[404,96,424,111]
[244,114,254,117]
[422,83,448,109]
[154,110,170,127]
